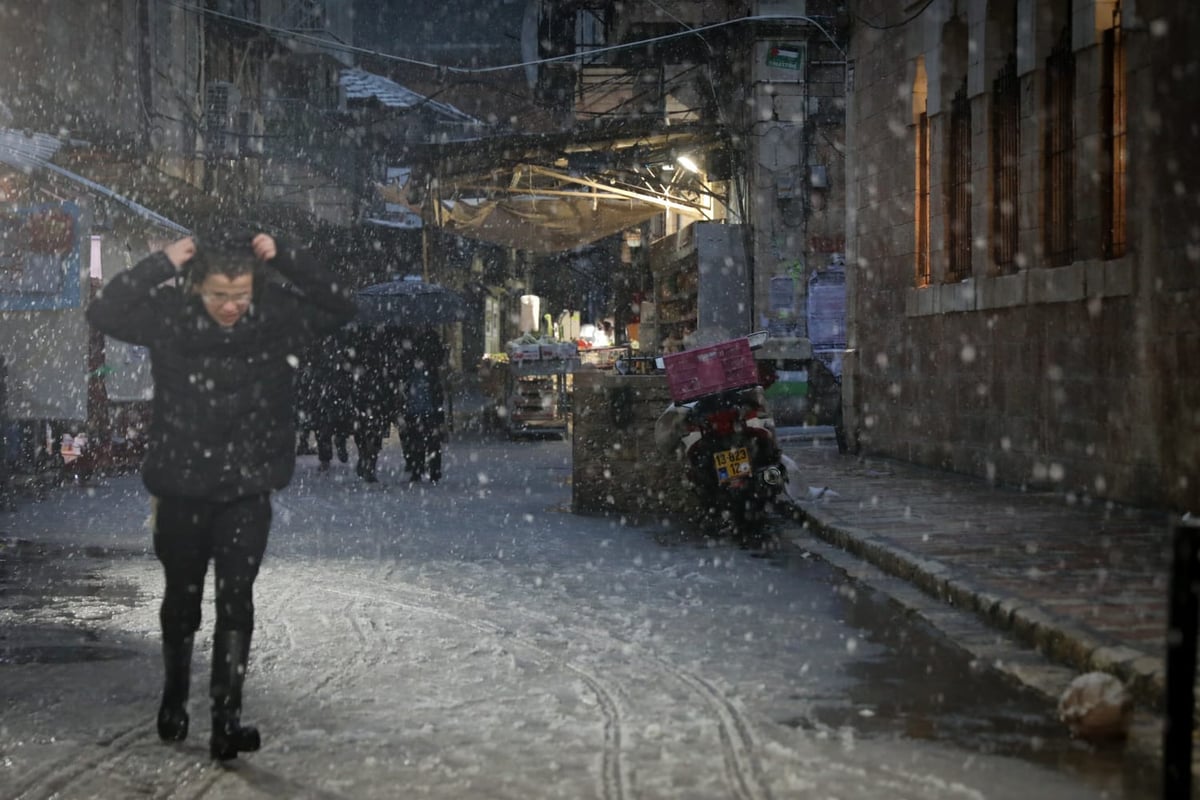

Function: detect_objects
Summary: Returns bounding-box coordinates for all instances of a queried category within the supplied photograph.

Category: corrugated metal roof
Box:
[0,129,63,172]
[0,126,188,234]
[339,68,478,124]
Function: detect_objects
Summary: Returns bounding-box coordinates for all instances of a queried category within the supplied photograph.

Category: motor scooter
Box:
[654,332,788,535]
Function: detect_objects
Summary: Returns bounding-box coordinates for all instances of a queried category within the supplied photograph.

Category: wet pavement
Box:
[776,427,1185,772]
[0,539,148,667]
[0,426,1182,797]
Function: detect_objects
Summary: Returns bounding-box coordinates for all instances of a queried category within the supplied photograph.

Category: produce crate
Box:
[540,342,579,360]
[507,343,542,362]
[663,337,757,402]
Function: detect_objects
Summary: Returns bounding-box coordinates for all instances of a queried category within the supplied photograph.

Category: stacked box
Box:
[539,342,578,360]
[662,338,757,402]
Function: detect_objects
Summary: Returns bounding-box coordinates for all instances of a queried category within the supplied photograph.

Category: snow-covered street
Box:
[1,434,1142,799]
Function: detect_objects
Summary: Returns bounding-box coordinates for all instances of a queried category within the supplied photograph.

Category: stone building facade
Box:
[845,0,1199,510]
[746,2,849,341]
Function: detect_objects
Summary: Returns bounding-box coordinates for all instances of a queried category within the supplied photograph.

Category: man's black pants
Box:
[153,493,272,643]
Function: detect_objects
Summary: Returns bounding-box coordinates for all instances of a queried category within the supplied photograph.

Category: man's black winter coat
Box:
[86,243,355,500]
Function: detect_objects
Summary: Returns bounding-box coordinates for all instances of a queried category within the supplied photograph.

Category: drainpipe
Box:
[842,50,859,453]
[85,255,111,472]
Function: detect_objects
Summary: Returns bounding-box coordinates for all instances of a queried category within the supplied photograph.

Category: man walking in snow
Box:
[400,329,447,484]
[86,226,354,760]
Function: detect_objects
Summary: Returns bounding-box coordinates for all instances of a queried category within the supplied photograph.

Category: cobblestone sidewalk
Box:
[778,433,1177,715]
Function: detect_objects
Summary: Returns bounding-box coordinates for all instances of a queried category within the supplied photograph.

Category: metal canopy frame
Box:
[394,123,730,252]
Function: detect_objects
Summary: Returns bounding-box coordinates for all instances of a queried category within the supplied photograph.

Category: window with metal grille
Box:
[916,109,931,286]
[946,83,972,282]
[1101,8,1127,260]
[576,8,608,64]
[991,55,1019,273]
[1044,28,1075,266]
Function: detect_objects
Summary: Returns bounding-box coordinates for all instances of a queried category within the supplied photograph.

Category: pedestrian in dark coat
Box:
[348,325,402,482]
[307,329,355,470]
[85,227,354,761]
[294,358,319,455]
[400,330,447,484]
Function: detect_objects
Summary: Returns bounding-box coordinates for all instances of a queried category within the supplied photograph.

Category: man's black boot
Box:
[157,634,194,741]
[210,630,261,760]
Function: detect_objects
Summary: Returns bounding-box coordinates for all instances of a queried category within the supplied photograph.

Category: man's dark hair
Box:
[188,224,259,281]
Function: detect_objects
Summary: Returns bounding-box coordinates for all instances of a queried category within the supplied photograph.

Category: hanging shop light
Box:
[675,154,701,174]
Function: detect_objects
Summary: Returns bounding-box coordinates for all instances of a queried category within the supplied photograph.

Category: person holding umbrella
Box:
[349,277,462,483]
[354,275,465,329]
[86,225,354,760]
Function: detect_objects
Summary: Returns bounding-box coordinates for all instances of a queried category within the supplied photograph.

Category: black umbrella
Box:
[355,277,466,327]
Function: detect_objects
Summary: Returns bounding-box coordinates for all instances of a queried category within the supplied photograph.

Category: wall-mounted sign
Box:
[766,43,805,71]
[0,201,82,310]
[769,274,796,314]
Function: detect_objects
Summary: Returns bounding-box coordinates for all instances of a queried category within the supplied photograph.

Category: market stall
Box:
[505,341,577,437]
[479,340,630,438]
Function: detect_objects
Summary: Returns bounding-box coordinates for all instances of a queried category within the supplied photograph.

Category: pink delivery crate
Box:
[662,337,758,402]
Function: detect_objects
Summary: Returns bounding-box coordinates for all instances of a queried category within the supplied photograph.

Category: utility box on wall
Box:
[695,222,749,340]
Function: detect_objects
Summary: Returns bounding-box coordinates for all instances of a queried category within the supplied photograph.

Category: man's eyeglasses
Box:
[200,291,253,307]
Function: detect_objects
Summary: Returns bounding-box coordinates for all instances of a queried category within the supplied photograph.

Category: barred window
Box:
[1044,28,1075,266]
[946,82,972,282]
[991,55,1019,273]
[1101,8,1127,259]
[576,8,608,64]
[916,108,931,286]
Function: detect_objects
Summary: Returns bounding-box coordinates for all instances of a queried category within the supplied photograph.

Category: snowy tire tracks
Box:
[287,568,772,800]
[7,710,228,800]
[3,549,773,800]
[302,580,632,800]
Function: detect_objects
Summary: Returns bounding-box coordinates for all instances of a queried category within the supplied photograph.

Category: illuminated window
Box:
[1101,7,1126,259]
[914,59,931,287]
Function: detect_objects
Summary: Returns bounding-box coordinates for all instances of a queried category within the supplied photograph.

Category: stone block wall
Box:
[845,0,1200,510]
[571,370,695,519]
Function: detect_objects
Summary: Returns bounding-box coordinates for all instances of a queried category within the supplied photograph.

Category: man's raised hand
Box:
[252,234,277,262]
[163,237,197,269]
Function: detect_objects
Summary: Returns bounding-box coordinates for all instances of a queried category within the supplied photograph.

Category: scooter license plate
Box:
[713,447,750,483]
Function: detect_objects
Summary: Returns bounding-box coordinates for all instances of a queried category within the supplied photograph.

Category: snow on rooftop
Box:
[339,68,478,124]
[0,128,63,172]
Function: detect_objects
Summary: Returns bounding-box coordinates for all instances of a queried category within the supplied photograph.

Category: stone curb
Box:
[791,503,1167,714]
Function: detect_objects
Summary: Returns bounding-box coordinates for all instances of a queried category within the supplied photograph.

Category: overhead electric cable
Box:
[158,0,847,70]
[853,0,937,30]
